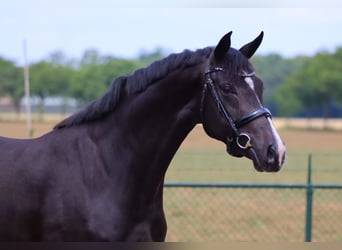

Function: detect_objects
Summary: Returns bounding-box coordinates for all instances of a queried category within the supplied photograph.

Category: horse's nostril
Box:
[267,145,277,166]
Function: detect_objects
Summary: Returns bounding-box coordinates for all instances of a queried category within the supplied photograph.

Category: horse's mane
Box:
[54,47,213,129]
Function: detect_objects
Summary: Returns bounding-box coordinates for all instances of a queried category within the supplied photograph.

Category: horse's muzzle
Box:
[227,141,286,172]
[251,143,286,172]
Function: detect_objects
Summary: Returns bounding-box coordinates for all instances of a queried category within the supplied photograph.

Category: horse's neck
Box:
[99,65,204,196]
[123,65,203,159]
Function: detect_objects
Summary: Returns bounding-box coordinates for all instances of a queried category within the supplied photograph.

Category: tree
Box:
[275,48,342,120]
[0,57,24,113]
[251,54,308,114]
[29,61,74,116]
[45,50,75,67]
[138,47,166,65]
[71,51,141,105]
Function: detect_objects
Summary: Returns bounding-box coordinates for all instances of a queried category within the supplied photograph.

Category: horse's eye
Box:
[220,83,236,95]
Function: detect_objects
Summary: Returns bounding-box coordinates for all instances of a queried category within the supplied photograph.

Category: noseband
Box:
[200,63,272,153]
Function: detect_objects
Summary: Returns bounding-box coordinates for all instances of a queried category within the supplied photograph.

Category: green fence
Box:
[163,154,342,242]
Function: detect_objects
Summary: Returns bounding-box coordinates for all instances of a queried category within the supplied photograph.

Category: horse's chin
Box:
[226,144,281,172]
[227,147,263,172]
[245,148,264,172]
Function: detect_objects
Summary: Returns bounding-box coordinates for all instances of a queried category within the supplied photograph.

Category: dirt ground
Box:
[182,124,342,151]
[1,120,342,152]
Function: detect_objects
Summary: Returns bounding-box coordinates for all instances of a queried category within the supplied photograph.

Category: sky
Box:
[1,1,342,64]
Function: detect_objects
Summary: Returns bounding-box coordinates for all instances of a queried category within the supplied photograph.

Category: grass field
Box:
[0,116,341,241]
[164,123,342,242]
[1,117,341,184]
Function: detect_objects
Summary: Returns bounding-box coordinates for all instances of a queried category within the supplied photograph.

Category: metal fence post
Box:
[305,153,313,242]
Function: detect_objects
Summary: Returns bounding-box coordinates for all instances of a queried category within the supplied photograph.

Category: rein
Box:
[200,62,272,152]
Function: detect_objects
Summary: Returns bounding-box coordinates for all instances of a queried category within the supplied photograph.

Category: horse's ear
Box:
[214,31,233,60]
[239,31,264,59]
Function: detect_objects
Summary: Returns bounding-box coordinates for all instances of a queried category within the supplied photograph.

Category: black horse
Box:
[0,32,285,241]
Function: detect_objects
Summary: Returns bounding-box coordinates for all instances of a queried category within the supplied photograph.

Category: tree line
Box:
[1,47,342,118]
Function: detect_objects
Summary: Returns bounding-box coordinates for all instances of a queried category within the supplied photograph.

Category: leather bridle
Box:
[200,62,272,154]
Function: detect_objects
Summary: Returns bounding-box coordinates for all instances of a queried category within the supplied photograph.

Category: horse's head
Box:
[201,31,286,172]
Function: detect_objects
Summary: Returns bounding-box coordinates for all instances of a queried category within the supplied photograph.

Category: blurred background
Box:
[1,6,342,121]
[1,4,342,242]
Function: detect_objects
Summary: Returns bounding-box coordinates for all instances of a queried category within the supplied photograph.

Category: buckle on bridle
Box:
[228,133,252,150]
[236,133,252,149]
